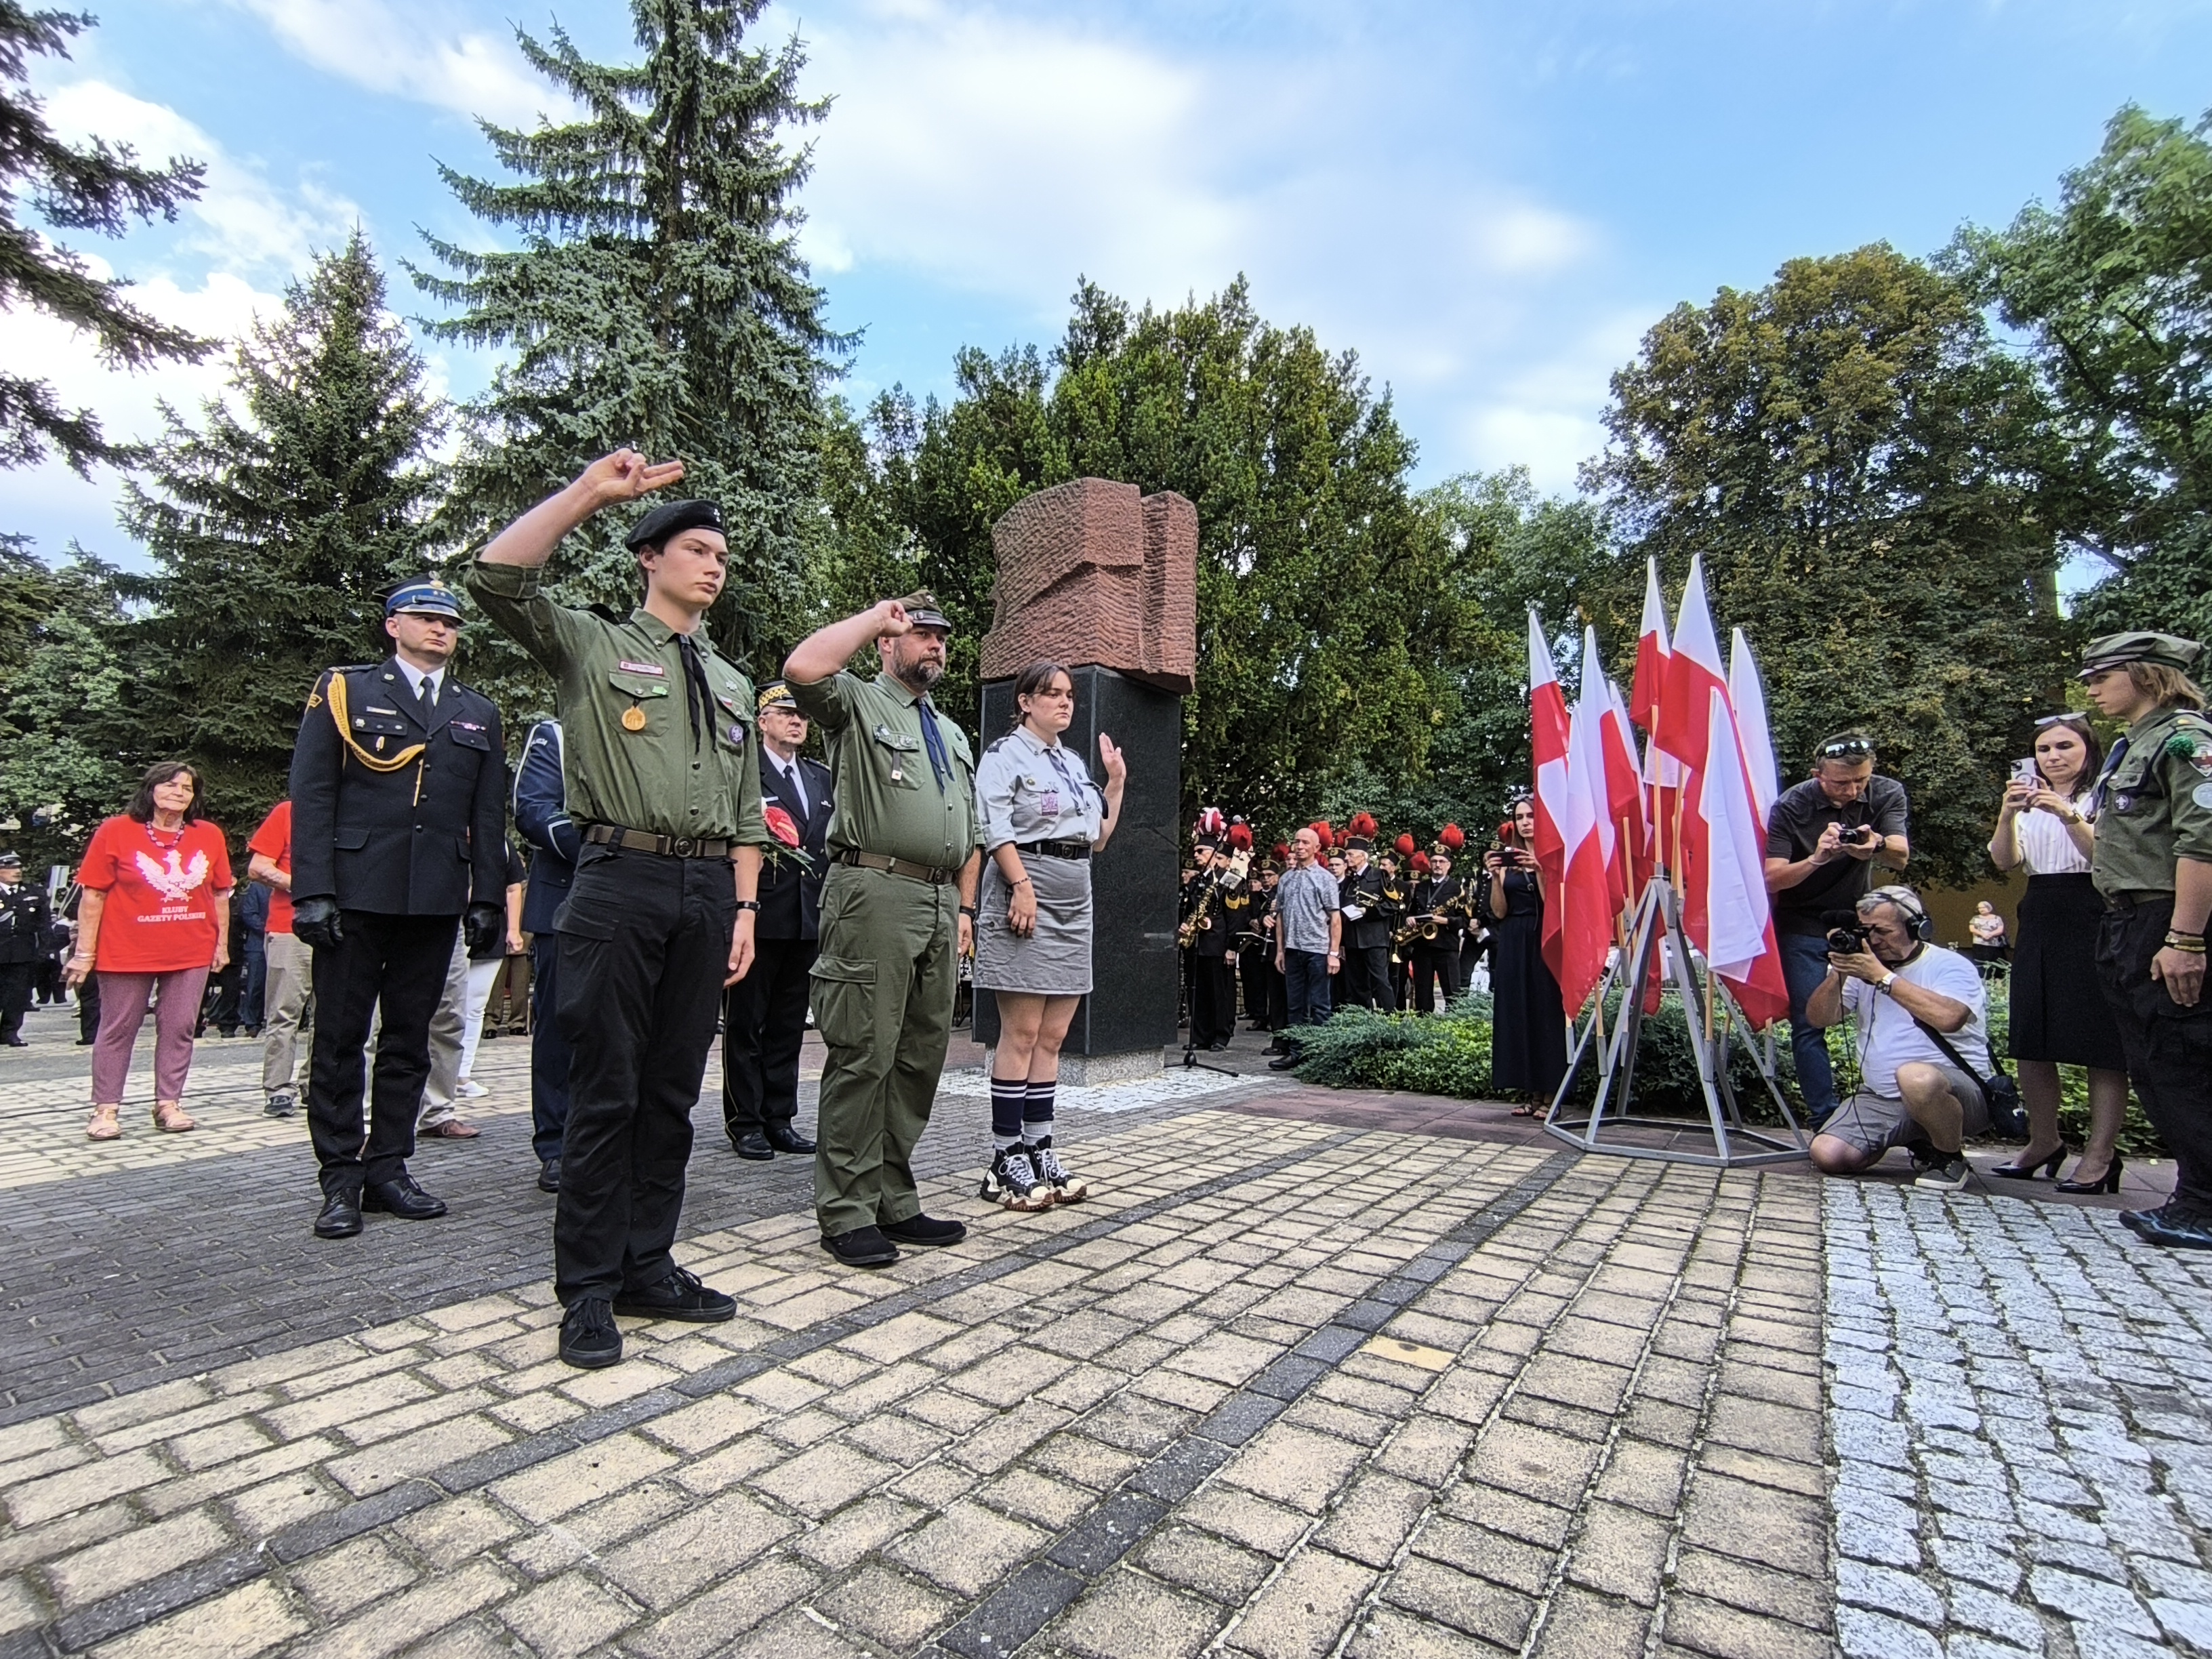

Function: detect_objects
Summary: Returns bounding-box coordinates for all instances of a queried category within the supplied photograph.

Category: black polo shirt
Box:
[1765,775,1910,936]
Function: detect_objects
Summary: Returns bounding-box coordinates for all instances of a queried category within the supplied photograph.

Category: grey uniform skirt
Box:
[975,853,1093,996]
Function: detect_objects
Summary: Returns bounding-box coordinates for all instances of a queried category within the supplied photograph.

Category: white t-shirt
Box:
[1841,943,1991,1098]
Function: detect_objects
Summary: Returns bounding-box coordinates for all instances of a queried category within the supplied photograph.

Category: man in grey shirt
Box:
[1270,825,1343,1069]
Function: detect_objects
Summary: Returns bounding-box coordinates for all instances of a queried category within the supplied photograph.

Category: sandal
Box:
[87,1105,121,1141]
[151,1102,197,1133]
[1510,1103,1542,1118]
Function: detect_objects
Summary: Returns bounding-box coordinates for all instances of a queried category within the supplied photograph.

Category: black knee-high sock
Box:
[990,1075,1026,1150]
[1023,1078,1056,1144]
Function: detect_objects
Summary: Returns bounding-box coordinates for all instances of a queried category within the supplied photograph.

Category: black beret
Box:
[625,499,724,551]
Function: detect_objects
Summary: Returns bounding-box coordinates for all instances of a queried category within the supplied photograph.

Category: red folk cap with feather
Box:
[1312,821,1336,851]
[1394,832,1417,859]
[1412,851,1433,874]
[1227,822,1253,852]
[1439,823,1467,853]
[1346,811,1377,851]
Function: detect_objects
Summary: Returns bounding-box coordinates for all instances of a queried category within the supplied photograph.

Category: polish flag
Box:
[1632,558,1684,870]
[1557,629,1620,1014]
[1728,628,1780,826]
[1600,678,1648,906]
[1699,689,1790,1030]
[1658,556,1729,949]
[1528,610,1572,981]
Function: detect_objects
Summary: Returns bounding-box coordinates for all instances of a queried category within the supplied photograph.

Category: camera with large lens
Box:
[1837,824,1877,848]
[1822,909,1871,954]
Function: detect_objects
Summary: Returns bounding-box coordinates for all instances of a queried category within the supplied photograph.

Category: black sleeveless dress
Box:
[1489,870,1568,1096]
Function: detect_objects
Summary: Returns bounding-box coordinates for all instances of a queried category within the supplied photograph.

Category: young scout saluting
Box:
[467,451,769,1368]
[783,595,983,1267]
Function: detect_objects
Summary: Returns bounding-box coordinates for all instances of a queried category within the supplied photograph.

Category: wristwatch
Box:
[959,905,978,920]
[1876,972,1898,996]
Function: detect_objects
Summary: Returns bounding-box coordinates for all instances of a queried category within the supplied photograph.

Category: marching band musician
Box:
[1259,848,1290,1048]
[1338,814,1391,1010]
[1406,827,1469,1013]
[1180,812,1239,1050]
[1382,835,1415,1010]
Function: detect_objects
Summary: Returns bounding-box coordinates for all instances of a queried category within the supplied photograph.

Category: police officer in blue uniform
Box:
[725,680,831,1159]
[515,718,577,1194]
[290,580,509,1240]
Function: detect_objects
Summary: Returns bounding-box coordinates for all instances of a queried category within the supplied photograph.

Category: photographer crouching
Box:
[1804,886,1991,1191]
[1765,733,1910,1128]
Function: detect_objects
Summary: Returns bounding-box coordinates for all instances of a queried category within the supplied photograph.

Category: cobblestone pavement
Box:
[7,1000,2212,1657]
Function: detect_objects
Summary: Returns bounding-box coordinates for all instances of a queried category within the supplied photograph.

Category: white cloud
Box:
[1456,310,1658,491]
[224,0,560,127]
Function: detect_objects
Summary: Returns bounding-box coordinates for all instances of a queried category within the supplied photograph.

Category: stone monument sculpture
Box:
[974,478,1198,1080]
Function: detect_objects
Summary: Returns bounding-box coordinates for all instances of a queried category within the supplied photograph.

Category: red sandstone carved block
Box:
[981,477,1198,694]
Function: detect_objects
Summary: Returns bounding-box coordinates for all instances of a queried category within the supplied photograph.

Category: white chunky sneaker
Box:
[1027,1136,1088,1203]
[981,1146,1054,1210]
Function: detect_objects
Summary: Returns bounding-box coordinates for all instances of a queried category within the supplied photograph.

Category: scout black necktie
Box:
[918,696,953,794]
[677,636,714,750]
[2091,735,2129,817]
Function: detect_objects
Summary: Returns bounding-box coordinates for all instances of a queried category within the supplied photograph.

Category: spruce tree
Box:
[415,0,846,699]
[1,3,208,477]
[119,231,446,818]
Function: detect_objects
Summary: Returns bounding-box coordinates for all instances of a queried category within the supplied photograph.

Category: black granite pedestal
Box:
[972,665,1181,1069]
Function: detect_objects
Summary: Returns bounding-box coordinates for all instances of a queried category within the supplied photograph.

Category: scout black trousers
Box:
[723,935,818,1139]
[554,844,735,1305]
[307,910,457,1195]
[2097,895,2212,1213]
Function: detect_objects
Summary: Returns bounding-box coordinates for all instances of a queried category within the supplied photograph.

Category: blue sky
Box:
[5,0,2210,570]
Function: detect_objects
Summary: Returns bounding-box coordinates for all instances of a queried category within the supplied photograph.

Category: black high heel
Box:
[1989,1145,2068,1180]
[2056,1154,2123,1195]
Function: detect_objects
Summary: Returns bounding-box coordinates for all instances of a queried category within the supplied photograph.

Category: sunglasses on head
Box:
[2033,714,2085,729]
[1817,738,1873,760]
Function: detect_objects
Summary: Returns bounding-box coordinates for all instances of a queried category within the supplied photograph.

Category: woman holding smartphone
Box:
[1988,715,2129,1191]
[1485,795,1568,1109]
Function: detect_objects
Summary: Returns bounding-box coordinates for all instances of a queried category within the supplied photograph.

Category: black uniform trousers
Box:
[307,910,458,1196]
[1239,947,1269,1027]
[554,846,735,1306]
[1409,940,1461,1013]
[1189,952,1237,1048]
[0,962,34,1040]
[529,934,572,1167]
[723,935,817,1140]
[1341,945,1391,1010]
[2098,897,2212,1213]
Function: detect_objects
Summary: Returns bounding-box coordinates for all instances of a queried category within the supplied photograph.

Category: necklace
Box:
[144,818,186,850]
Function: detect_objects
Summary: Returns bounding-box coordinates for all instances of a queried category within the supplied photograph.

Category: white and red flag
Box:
[1557,628,1622,1013]
[1631,557,1684,870]
[1600,677,1650,905]
[1728,628,1780,827]
[1657,555,1729,947]
[1698,689,1790,1029]
[1528,609,1572,981]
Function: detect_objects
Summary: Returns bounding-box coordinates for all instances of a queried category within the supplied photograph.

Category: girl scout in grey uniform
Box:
[973,661,1128,1209]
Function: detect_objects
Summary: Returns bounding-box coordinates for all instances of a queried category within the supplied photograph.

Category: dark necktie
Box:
[2090,735,2129,817]
[677,636,714,750]
[415,677,434,716]
[918,696,952,794]
[781,759,806,819]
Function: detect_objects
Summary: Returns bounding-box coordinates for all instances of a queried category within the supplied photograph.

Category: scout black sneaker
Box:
[560,1298,621,1369]
[982,1146,1053,1211]
[1914,1153,1971,1193]
[613,1266,735,1322]
[1027,1137,1088,1204]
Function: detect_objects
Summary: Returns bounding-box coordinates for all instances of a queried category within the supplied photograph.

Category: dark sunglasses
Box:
[1816,738,1873,760]
[2033,714,2087,729]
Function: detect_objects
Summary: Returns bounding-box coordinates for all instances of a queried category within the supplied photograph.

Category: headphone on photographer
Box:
[1864,884,1936,944]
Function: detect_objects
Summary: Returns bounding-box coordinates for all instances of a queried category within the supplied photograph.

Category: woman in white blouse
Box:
[1988,714,2130,1191]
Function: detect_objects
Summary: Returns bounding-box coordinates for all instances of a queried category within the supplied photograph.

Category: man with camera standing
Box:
[1765,733,1910,1128]
[1803,885,1990,1191]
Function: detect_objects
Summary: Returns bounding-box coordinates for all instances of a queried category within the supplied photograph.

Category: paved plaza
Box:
[2,1004,2211,1658]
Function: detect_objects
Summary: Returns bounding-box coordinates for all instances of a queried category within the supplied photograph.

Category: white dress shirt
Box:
[395,659,445,707]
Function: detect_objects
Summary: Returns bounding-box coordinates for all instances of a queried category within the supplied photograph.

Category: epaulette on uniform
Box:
[589,604,627,623]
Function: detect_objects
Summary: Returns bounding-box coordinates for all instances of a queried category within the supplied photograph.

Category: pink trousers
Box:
[91,968,209,1105]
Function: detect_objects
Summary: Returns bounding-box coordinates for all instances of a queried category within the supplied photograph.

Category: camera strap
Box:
[1907,1012,2011,1091]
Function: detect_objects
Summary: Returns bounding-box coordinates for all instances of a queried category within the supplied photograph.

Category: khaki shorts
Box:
[1822,1064,1988,1160]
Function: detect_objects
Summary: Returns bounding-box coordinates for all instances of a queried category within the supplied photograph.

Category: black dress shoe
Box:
[764,1124,816,1154]
[1,1037,26,1048]
[560,1298,622,1368]
[882,1213,966,1248]
[537,1158,561,1194]
[1267,1054,1300,1071]
[821,1225,900,1267]
[314,1191,363,1239]
[362,1174,448,1220]
[732,1130,773,1161]
[2125,1207,2212,1250]
[613,1266,736,1322]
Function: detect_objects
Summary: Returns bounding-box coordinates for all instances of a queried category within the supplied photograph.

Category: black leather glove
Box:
[292,896,343,951]
[464,902,504,956]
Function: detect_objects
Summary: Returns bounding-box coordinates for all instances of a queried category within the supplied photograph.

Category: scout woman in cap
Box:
[2079,631,2212,1249]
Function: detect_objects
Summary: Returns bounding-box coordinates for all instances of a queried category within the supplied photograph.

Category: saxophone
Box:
[1178,873,1218,949]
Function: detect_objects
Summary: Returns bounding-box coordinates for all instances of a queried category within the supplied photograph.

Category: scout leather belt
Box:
[1014,838,1092,860]
[583,823,733,859]
[837,849,958,884]
[2104,889,2175,911]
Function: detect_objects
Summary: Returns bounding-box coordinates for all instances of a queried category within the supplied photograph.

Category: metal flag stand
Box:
[1542,874,1809,1168]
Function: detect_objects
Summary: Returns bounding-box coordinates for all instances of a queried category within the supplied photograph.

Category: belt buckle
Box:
[673,837,696,857]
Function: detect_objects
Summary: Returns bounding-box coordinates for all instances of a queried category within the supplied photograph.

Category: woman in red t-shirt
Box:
[64,762,234,1139]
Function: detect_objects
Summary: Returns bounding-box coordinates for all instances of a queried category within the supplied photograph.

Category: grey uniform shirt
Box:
[975,725,1103,852]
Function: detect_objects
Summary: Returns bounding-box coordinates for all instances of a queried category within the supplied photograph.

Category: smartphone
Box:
[2011,758,2040,787]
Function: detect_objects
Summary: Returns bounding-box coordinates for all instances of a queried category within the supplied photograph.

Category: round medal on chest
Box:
[622,707,647,733]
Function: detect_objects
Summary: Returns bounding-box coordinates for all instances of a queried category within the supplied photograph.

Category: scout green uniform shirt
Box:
[786,670,981,869]
[2091,705,2212,899]
[464,560,768,846]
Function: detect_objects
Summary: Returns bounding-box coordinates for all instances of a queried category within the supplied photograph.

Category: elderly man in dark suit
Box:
[725,680,831,1159]
[515,718,578,1194]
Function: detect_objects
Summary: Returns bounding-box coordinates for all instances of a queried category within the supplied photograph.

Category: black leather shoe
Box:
[732,1130,773,1161]
[613,1266,736,1322]
[362,1174,448,1220]
[764,1125,816,1154]
[2125,1208,2212,1250]
[882,1213,966,1248]
[313,1190,363,1238]
[537,1158,561,1194]
[1267,1054,1300,1071]
[560,1298,621,1369]
[1,1037,26,1048]
[821,1225,900,1267]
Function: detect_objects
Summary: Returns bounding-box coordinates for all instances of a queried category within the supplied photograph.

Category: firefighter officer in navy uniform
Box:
[724,680,831,1160]
[290,579,508,1240]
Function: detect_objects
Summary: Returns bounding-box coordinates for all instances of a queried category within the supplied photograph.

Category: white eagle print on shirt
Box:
[134,848,211,903]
